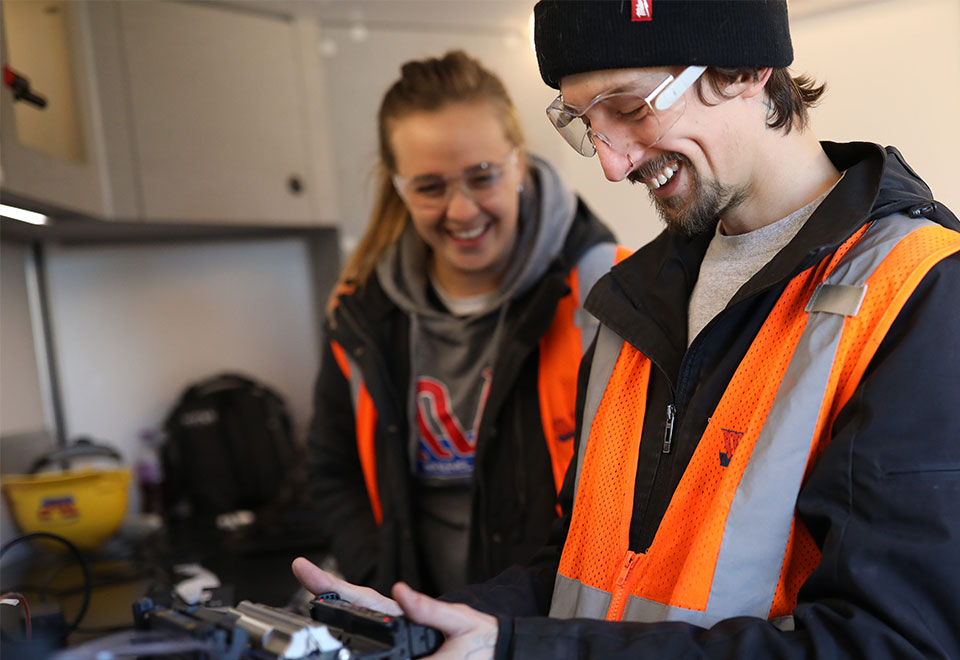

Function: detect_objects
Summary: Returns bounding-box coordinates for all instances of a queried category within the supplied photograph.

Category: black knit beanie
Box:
[534,0,793,89]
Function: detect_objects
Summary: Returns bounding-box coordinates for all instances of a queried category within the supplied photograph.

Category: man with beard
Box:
[292,1,960,657]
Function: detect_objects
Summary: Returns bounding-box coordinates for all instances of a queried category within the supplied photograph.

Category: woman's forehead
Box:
[389,103,513,173]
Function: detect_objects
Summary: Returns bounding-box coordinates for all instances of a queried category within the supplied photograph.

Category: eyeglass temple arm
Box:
[653,65,707,112]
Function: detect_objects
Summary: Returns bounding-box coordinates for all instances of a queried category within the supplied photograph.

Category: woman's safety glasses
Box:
[393,149,519,212]
[546,66,706,157]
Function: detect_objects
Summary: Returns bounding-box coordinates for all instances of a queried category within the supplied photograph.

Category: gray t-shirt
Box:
[688,189,833,345]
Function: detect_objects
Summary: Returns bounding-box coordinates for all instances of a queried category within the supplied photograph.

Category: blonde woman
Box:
[307,51,624,596]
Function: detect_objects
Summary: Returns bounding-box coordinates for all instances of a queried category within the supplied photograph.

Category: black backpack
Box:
[161,373,301,519]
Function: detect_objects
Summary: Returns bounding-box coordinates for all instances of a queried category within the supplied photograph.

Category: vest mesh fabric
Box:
[558,345,651,593]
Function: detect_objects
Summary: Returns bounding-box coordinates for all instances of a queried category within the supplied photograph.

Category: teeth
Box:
[451,224,486,240]
[646,162,679,190]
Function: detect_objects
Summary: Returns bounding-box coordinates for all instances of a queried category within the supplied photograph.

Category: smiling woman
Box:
[389,104,523,297]
[306,50,623,597]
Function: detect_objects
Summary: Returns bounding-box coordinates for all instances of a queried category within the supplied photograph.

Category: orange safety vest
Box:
[332,246,632,525]
[551,217,960,629]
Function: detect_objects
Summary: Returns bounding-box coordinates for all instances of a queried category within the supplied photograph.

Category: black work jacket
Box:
[450,142,960,659]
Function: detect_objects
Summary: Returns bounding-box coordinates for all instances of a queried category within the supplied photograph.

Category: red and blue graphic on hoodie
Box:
[415,368,493,481]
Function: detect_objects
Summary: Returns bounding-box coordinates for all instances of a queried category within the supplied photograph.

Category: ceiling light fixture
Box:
[0,203,48,225]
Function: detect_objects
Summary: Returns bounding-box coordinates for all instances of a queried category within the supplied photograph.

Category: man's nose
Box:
[595,139,638,183]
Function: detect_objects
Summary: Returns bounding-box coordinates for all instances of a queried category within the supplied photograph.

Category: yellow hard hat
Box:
[1,439,130,550]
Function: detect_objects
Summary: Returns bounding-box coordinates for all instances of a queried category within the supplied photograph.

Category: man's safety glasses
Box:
[393,149,519,212]
[546,66,706,157]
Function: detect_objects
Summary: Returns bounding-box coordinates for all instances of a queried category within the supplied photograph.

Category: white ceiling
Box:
[222,0,887,32]
[220,0,535,32]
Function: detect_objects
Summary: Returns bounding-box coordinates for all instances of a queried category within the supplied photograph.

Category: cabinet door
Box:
[0,1,108,217]
[119,1,315,223]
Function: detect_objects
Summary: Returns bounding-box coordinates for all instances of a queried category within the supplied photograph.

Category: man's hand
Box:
[291,557,499,659]
[290,556,402,615]
[393,582,498,660]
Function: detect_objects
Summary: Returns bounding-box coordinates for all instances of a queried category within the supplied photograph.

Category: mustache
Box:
[627,153,688,185]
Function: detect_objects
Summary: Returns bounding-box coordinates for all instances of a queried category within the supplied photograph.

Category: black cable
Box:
[0,532,92,633]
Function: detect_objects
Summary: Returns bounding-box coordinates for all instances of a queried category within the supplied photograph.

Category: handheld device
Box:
[309,592,443,660]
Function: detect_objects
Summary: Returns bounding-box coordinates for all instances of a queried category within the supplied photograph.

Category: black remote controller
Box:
[310,592,443,660]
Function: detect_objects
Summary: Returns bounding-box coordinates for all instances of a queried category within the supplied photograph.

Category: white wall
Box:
[790,0,960,210]
[321,0,960,252]
[43,238,321,511]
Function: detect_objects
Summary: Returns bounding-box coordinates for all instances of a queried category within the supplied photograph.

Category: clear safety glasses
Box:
[392,149,519,212]
[545,66,706,157]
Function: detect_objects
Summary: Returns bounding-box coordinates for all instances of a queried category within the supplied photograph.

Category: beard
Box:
[628,153,749,237]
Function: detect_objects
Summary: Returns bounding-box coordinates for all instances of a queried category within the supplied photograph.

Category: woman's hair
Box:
[698,67,826,134]
[327,50,525,316]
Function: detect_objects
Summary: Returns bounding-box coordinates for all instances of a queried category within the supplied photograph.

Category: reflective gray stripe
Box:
[704,216,931,623]
[549,574,613,619]
[572,325,625,502]
[829,216,935,286]
[805,283,867,316]
[712,216,935,623]
[340,351,364,412]
[575,243,618,352]
[704,304,846,620]
[576,243,617,308]
[624,595,723,626]
[619,596,800,629]
[773,615,796,632]
[553,215,931,624]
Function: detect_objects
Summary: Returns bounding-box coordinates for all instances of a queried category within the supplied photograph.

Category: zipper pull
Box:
[662,404,676,454]
[615,551,638,587]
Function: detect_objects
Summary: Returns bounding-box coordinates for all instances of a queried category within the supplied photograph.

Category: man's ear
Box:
[739,67,773,100]
[720,67,773,100]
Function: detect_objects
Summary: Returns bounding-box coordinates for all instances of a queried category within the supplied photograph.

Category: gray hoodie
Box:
[373,154,579,592]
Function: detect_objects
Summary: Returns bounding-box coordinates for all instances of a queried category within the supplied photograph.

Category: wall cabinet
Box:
[117,1,324,224]
[1,0,338,226]
[0,0,123,218]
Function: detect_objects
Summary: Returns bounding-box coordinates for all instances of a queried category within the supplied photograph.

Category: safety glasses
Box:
[546,66,706,157]
[392,149,520,212]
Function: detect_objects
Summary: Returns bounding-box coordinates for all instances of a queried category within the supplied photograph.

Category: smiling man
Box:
[293,2,960,657]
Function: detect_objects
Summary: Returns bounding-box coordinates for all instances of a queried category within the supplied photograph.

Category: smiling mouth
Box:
[447,222,490,241]
[644,161,680,190]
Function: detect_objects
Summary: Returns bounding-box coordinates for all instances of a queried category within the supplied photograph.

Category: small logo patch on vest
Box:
[632,0,652,21]
[719,428,743,467]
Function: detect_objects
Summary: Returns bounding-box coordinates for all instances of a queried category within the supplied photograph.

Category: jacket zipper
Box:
[634,345,692,549]
[607,550,639,620]
[662,404,676,454]
[640,304,738,548]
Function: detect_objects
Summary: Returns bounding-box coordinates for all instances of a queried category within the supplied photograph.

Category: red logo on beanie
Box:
[632,0,652,21]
